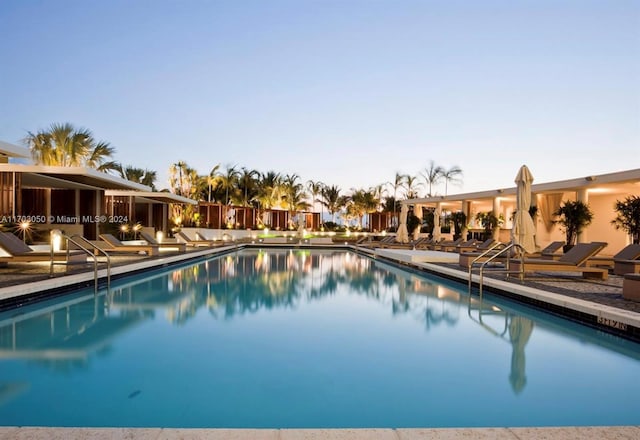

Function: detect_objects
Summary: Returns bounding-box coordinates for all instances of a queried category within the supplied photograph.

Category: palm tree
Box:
[442,165,463,196]
[371,184,387,212]
[421,160,444,197]
[349,188,379,229]
[169,161,195,197]
[218,165,239,205]
[237,167,258,206]
[254,171,282,227]
[256,171,282,210]
[382,196,397,213]
[307,180,325,227]
[207,164,221,203]
[403,174,423,199]
[118,165,157,189]
[337,195,351,226]
[386,172,406,227]
[320,185,344,223]
[25,122,117,170]
[168,161,199,225]
[281,174,309,227]
[86,142,119,172]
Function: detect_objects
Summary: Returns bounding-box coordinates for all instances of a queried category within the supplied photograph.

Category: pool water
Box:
[0,248,639,428]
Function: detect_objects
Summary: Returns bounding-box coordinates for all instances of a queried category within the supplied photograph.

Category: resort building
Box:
[0,141,194,239]
[404,168,640,254]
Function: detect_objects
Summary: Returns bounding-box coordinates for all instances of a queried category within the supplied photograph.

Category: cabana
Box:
[0,140,184,240]
[404,168,640,256]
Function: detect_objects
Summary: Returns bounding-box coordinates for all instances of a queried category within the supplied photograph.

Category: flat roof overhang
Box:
[0,140,30,159]
[105,190,197,205]
[0,164,152,191]
[405,168,640,207]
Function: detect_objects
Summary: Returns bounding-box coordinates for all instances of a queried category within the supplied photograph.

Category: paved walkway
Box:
[1,426,640,439]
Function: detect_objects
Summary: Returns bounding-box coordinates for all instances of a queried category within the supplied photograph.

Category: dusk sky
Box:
[1,0,638,197]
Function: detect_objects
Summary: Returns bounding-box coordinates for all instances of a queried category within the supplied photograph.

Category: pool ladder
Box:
[50,234,111,292]
[467,242,526,299]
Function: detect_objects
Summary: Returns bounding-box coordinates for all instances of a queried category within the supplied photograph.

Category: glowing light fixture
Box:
[19,221,31,242]
[50,229,62,252]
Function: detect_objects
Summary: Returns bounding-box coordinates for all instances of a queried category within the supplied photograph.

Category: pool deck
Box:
[1,426,639,439]
[1,244,639,439]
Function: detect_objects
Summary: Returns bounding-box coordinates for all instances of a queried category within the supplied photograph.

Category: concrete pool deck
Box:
[1,244,639,438]
[1,426,640,439]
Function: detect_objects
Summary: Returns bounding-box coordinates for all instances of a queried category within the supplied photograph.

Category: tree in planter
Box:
[553,200,594,249]
[475,211,500,241]
[611,195,640,244]
[451,211,467,240]
[407,213,421,239]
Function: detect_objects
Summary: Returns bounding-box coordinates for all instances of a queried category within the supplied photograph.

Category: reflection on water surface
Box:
[0,249,638,428]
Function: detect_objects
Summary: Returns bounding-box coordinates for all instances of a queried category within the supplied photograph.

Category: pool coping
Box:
[0,245,239,306]
[2,245,640,438]
[1,426,639,439]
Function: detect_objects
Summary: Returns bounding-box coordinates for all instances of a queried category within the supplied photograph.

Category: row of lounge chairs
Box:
[460,241,640,277]
[0,230,230,266]
[357,234,640,282]
[510,242,611,280]
[463,241,640,281]
[0,231,87,265]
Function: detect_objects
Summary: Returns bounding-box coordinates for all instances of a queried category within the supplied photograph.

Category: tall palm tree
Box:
[403,174,423,199]
[169,161,193,197]
[307,180,325,228]
[382,196,397,213]
[281,174,309,226]
[253,171,282,228]
[237,167,258,206]
[86,142,119,172]
[421,160,444,197]
[207,164,221,202]
[349,188,379,229]
[168,161,199,225]
[371,184,387,212]
[441,165,463,196]
[320,185,344,223]
[255,171,282,210]
[218,165,240,205]
[25,122,117,170]
[306,179,324,211]
[386,172,406,227]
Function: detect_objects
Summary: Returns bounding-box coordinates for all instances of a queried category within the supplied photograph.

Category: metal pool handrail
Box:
[50,234,111,293]
[468,242,526,299]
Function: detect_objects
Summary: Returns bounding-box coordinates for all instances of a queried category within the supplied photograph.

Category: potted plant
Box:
[553,200,594,252]
[475,211,500,241]
[407,213,421,238]
[451,211,467,240]
[611,195,640,244]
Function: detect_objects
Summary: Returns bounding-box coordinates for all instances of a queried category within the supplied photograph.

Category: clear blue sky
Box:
[1,0,638,196]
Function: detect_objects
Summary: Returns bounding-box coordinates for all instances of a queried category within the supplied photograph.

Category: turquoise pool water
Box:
[0,248,639,428]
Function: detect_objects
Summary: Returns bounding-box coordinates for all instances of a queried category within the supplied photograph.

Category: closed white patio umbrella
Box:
[396,204,409,243]
[512,165,537,254]
[413,205,423,240]
[432,206,441,242]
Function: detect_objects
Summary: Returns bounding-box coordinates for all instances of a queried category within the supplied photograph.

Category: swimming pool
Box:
[0,248,639,428]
